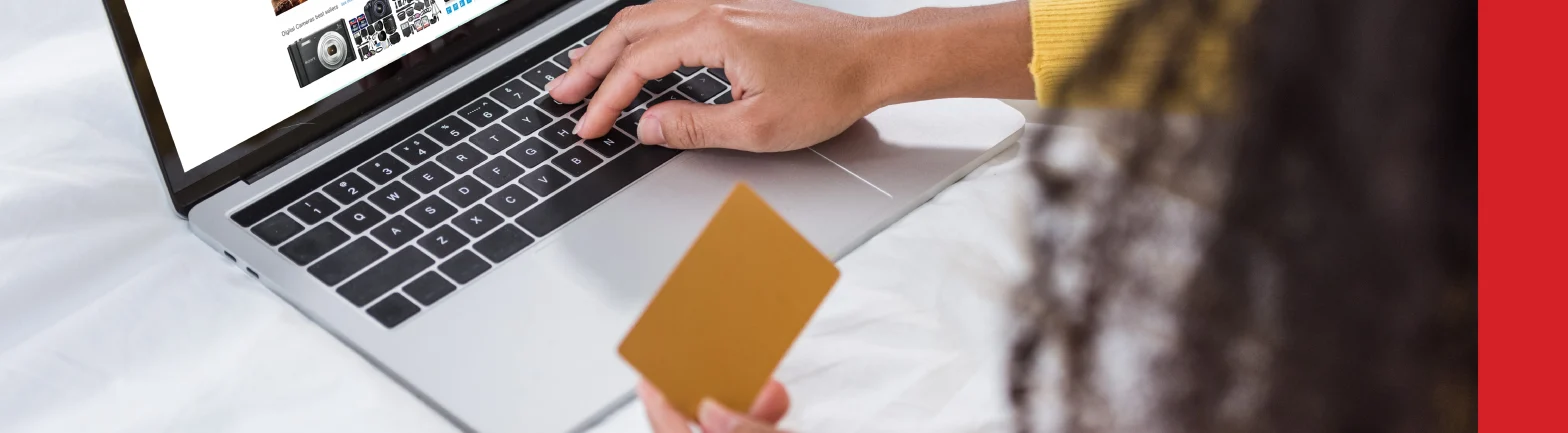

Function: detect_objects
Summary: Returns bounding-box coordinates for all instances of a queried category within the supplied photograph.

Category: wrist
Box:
[858,3,1036,109]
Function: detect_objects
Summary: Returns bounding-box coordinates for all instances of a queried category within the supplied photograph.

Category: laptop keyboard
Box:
[235,29,734,329]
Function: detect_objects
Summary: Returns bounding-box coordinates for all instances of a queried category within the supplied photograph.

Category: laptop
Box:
[101,0,1024,430]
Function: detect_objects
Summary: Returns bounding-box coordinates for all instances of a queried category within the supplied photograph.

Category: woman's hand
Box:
[636,379,791,433]
[548,0,1033,152]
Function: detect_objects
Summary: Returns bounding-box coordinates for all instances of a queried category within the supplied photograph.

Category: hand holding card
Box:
[619,183,840,421]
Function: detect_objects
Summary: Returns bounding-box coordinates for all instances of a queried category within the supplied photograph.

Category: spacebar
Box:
[516,145,681,237]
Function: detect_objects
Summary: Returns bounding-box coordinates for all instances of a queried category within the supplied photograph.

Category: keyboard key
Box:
[407,196,458,228]
[307,237,388,286]
[712,92,733,104]
[279,223,350,265]
[501,106,549,136]
[552,146,603,177]
[473,224,534,263]
[287,192,340,225]
[452,205,503,237]
[367,181,418,214]
[489,79,540,109]
[474,156,525,187]
[332,201,386,234]
[324,173,375,205]
[710,68,729,84]
[485,185,538,216]
[418,225,469,258]
[520,165,570,197]
[626,90,653,113]
[584,30,600,44]
[336,248,435,306]
[425,116,476,146]
[392,134,443,164]
[643,73,681,94]
[402,162,455,193]
[568,107,585,121]
[356,153,409,184]
[518,145,679,237]
[438,250,491,284]
[584,129,634,158]
[648,91,687,107]
[251,213,304,246]
[439,176,492,208]
[436,142,487,174]
[370,215,423,249]
[404,272,457,306]
[505,137,557,168]
[675,66,702,77]
[470,124,522,154]
[677,72,726,102]
[521,61,566,91]
[616,109,645,137]
[457,97,506,127]
[539,119,581,149]
[366,293,420,328]
[552,48,575,69]
[533,94,580,118]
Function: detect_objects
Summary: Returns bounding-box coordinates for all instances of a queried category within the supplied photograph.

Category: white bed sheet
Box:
[0,0,1051,431]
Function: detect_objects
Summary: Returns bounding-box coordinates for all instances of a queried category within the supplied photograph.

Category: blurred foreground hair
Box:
[1008,0,1476,431]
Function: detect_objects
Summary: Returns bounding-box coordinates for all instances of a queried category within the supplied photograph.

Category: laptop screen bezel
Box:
[101,0,579,215]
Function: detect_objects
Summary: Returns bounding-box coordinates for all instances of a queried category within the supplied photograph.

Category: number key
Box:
[521,61,567,91]
[287,192,340,225]
[391,134,442,164]
[424,116,476,146]
[458,97,507,127]
[356,153,409,184]
[489,79,541,109]
[324,173,375,204]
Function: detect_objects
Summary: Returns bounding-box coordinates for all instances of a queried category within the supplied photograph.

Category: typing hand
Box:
[547,0,886,152]
[636,379,792,433]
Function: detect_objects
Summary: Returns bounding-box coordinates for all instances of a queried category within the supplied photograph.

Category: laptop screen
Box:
[122,0,505,171]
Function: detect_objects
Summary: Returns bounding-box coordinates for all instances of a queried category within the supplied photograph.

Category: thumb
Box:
[698,399,785,433]
[639,100,761,151]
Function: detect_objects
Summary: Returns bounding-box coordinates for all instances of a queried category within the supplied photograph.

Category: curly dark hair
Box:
[1008,0,1476,431]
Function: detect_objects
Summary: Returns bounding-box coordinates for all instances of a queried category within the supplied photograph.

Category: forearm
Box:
[866,1,1036,106]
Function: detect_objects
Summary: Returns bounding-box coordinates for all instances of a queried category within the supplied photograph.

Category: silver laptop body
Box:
[170,0,1023,431]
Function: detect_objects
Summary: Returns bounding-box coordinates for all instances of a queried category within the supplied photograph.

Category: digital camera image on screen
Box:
[351,0,406,61]
[286,19,358,88]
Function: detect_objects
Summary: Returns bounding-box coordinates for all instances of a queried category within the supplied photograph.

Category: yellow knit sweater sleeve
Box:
[1028,0,1129,104]
[1028,0,1245,108]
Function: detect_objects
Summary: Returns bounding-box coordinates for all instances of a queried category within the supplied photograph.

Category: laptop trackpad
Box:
[657,146,895,250]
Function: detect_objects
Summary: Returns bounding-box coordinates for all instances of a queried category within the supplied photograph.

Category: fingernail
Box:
[572,122,582,135]
[545,76,561,91]
[638,113,664,144]
[567,47,585,61]
[698,399,739,433]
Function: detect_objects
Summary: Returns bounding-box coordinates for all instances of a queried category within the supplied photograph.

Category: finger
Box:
[699,399,785,433]
[548,1,709,103]
[637,380,693,433]
[748,380,791,425]
[577,25,725,139]
[640,100,768,150]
